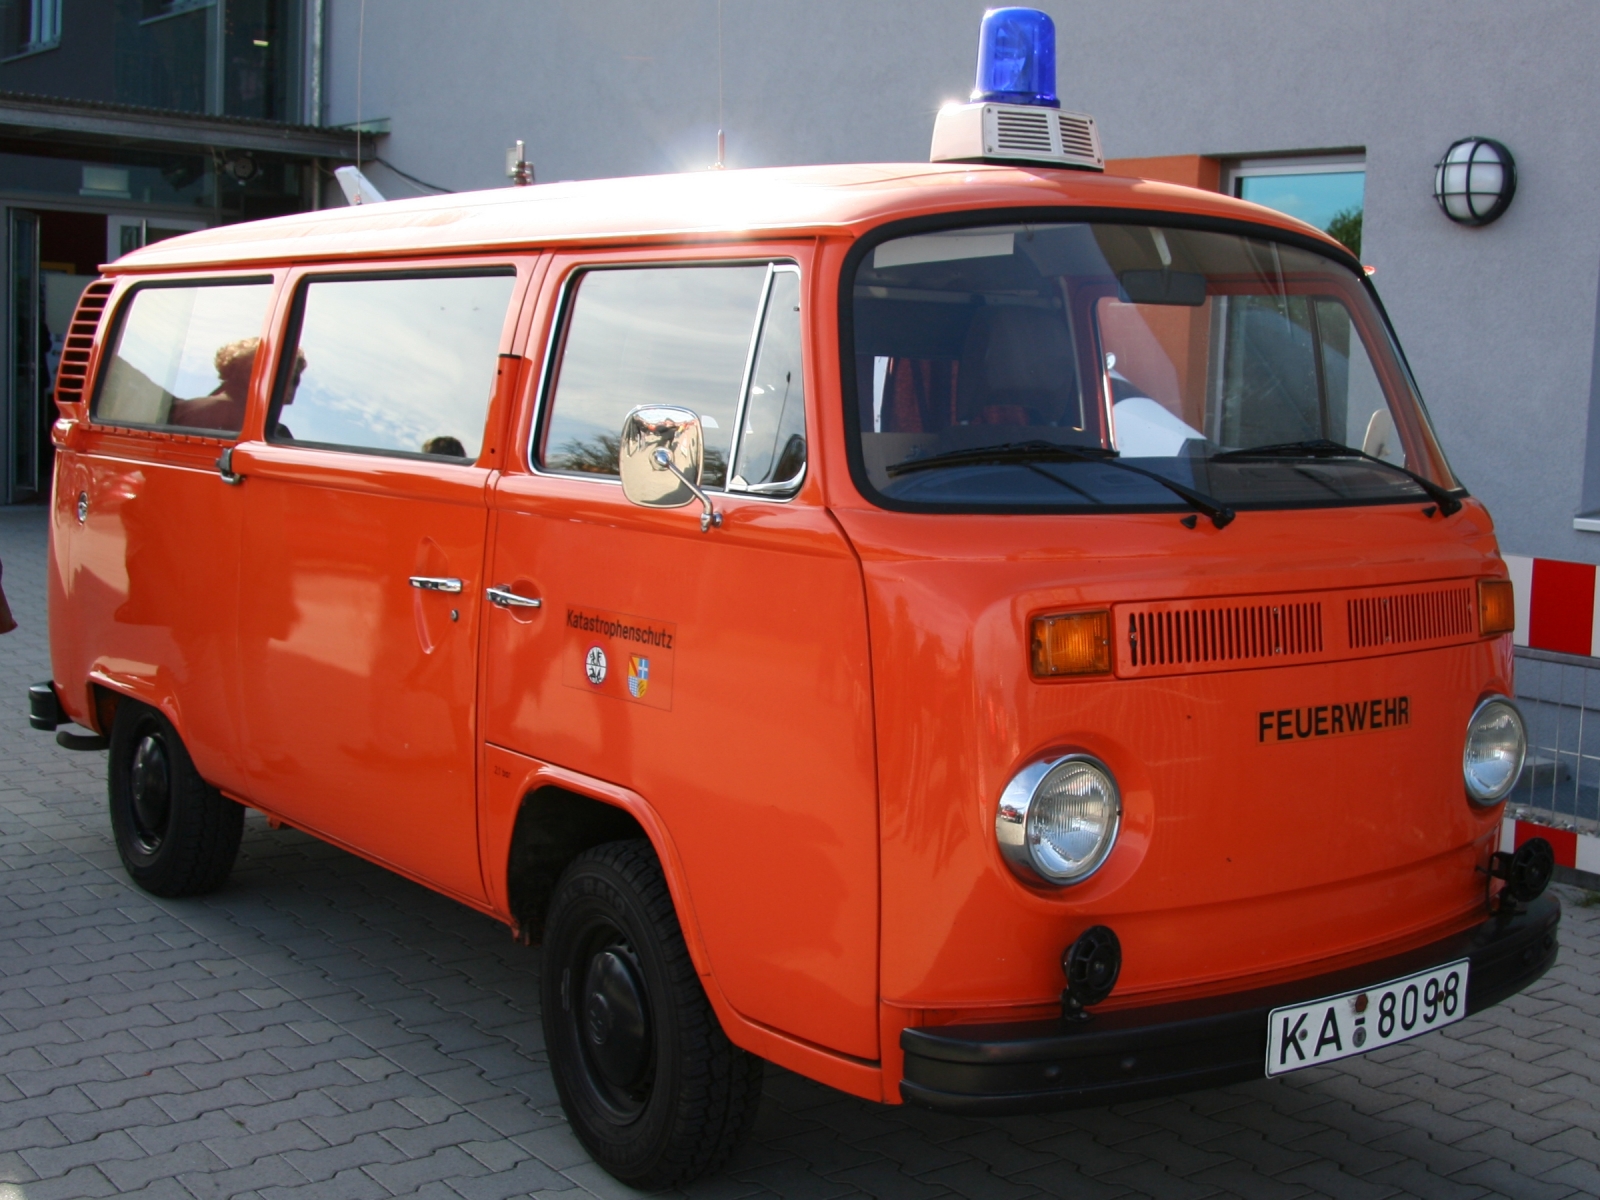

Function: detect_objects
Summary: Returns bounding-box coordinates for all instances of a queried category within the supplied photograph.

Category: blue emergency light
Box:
[971,7,1059,109]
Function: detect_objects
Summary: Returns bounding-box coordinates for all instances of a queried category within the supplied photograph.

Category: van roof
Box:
[111,162,1347,273]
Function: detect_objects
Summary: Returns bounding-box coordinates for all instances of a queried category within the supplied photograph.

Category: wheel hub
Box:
[128,733,172,851]
[581,947,650,1092]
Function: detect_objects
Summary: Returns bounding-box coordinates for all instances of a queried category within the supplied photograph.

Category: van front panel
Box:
[833,498,1509,1014]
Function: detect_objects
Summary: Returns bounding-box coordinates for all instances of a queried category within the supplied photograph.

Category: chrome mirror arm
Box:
[651,448,722,532]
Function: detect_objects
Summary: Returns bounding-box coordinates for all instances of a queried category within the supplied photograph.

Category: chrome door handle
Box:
[217,447,244,485]
[487,585,541,609]
[410,576,463,593]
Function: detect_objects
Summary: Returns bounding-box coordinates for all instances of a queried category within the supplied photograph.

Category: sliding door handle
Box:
[487,585,541,609]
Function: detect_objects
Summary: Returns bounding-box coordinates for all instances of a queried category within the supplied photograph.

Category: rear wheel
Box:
[108,700,242,897]
[542,840,762,1188]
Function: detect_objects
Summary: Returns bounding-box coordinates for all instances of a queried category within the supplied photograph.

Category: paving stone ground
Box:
[0,503,1596,1200]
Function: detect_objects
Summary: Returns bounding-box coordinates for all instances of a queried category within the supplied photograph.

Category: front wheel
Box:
[107,699,242,897]
[541,840,763,1188]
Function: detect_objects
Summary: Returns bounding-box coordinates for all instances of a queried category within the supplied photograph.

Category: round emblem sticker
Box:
[585,645,608,686]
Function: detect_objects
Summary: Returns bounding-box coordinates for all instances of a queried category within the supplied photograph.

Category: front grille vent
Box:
[995,109,1054,153]
[53,280,113,409]
[1127,601,1323,669]
[1347,585,1475,649]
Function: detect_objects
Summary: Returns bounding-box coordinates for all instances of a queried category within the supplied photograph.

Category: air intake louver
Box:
[929,102,1105,171]
[1127,602,1324,670]
[53,280,113,409]
[1114,579,1484,677]
[1056,114,1097,158]
[1347,585,1475,649]
[995,108,1054,154]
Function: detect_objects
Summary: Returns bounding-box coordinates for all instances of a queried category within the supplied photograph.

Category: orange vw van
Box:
[33,90,1559,1188]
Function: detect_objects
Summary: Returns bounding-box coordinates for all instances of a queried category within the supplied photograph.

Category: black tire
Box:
[542,839,763,1188]
[107,699,243,897]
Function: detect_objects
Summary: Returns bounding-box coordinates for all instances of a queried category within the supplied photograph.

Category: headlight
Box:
[1463,697,1526,804]
[996,755,1122,884]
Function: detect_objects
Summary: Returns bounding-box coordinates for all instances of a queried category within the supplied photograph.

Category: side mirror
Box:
[619,406,722,532]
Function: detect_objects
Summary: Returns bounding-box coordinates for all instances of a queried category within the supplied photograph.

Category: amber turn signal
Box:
[1479,578,1515,637]
[1032,610,1112,677]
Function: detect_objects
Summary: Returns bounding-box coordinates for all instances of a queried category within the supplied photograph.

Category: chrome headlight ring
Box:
[996,753,1122,886]
[1463,695,1527,806]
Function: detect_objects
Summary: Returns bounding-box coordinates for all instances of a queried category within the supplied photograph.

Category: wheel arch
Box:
[486,754,712,976]
[506,784,650,944]
[86,674,167,735]
[86,681,128,739]
[481,748,886,1102]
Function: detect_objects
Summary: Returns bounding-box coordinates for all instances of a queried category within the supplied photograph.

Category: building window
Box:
[1,0,62,58]
[1228,155,1366,258]
[115,0,301,120]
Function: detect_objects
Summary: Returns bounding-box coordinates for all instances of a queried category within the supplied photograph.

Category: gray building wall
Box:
[319,0,1600,566]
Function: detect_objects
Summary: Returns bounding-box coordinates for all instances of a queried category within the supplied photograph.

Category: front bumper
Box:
[900,893,1560,1114]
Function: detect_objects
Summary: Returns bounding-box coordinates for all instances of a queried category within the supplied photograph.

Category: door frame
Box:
[5,207,42,503]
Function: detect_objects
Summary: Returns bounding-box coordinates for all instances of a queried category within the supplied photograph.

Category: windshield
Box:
[847,221,1458,513]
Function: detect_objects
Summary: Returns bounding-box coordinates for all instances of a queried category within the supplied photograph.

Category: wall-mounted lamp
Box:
[222,152,257,182]
[1433,137,1516,226]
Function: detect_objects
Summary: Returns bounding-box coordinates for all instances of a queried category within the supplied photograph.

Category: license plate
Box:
[1265,959,1469,1076]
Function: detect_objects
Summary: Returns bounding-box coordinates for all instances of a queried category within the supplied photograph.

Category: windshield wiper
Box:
[886,440,1236,528]
[1210,438,1461,516]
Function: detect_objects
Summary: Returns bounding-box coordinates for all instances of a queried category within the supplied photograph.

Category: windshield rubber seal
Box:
[836,205,1470,517]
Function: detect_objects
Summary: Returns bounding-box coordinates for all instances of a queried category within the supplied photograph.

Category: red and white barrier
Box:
[1504,554,1600,657]
[1500,813,1600,876]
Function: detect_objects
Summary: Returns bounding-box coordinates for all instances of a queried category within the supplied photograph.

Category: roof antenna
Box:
[334,0,385,204]
[712,0,725,169]
[354,0,365,198]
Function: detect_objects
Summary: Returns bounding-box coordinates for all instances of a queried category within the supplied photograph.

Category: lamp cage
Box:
[1433,137,1516,227]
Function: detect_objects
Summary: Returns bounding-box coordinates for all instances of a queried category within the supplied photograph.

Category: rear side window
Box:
[270,270,517,461]
[94,281,273,435]
[540,262,805,493]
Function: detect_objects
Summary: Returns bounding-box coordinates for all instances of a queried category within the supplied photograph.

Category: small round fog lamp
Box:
[996,754,1121,884]
[1463,697,1526,804]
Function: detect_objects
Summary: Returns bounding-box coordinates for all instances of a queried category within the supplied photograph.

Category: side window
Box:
[541,263,805,492]
[271,271,517,461]
[730,267,806,492]
[94,280,273,435]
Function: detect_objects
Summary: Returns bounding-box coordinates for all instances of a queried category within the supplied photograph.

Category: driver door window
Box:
[540,261,807,495]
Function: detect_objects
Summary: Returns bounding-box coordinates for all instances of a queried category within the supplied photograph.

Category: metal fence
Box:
[1510,648,1600,836]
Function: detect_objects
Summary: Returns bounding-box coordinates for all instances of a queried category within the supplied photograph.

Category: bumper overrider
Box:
[901,894,1560,1115]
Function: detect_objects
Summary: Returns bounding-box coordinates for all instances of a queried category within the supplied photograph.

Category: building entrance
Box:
[4,205,202,503]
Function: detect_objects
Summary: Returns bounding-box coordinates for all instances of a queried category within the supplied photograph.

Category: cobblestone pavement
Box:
[1,504,1597,1200]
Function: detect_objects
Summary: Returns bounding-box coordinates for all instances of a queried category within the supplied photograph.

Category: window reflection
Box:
[1235,166,1365,257]
[271,272,515,461]
[94,282,272,435]
[731,268,806,492]
[853,222,1453,512]
[542,266,768,486]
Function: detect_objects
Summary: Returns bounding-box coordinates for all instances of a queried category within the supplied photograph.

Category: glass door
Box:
[8,209,42,502]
